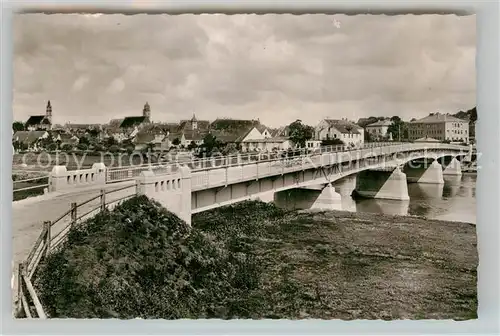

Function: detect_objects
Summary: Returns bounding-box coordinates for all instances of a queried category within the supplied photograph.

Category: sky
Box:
[13,14,476,128]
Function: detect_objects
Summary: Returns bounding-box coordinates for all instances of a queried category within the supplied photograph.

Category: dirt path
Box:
[11,181,136,307]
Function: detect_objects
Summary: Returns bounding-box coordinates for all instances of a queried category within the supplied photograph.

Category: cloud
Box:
[13,13,476,127]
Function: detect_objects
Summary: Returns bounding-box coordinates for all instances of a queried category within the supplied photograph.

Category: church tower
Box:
[46,100,52,124]
[191,113,198,130]
[143,102,151,122]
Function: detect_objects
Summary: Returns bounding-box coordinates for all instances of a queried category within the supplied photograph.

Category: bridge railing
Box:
[16,183,139,319]
[189,143,470,190]
[104,142,407,183]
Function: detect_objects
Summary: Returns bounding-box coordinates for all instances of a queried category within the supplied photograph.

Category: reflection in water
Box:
[272,174,476,224]
[356,198,410,216]
[442,175,462,198]
[408,183,444,200]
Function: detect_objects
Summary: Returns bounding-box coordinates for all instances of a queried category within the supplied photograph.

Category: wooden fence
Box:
[16,183,139,319]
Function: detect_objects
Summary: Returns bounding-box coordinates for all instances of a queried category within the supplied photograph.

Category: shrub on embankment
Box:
[34,196,264,319]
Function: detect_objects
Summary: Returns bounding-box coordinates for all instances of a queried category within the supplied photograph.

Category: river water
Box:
[268,174,477,224]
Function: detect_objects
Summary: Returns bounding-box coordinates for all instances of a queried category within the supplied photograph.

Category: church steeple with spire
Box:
[143,102,151,122]
[46,100,52,123]
[191,113,198,130]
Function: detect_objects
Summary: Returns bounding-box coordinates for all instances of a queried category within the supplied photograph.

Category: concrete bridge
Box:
[146,142,469,223]
[12,142,470,256]
[12,142,472,314]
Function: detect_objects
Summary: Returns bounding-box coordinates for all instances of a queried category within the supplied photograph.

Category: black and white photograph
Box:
[12,13,478,320]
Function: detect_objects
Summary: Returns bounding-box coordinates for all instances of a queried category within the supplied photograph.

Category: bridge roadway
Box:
[11,142,469,302]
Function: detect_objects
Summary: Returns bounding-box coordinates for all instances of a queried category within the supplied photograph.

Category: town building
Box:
[408,113,469,143]
[241,137,292,152]
[178,114,210,147]
[272,125,291,138]
[209,119,261,144]
[314,118,365,147]
[65,123,102,133]
[119,102,152,129]
[208,118,284,151]
[306,140,322,150]
[365,119,393,141]
[54,133,80,149]
[25,101,52,131]
[178,114,210,133]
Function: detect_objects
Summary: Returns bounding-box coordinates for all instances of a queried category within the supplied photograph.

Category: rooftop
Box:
[13,130,47,144]
[366,119,392,127]
[26,116,51,126]
[414,136,440,143]
[120,116,148,128]
[323,119,361,135]
[243,137,290,143]
[411,113,466,124]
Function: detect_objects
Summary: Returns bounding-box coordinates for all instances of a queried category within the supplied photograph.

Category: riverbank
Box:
[27,198,477,319]
[193,202,477,320]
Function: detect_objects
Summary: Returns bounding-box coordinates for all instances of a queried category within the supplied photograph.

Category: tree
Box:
[79,136,90,146]
[39,133,54,149]
[172,138,181,146]
[187,142,198,151]
[93,143,105,152]
[12,121,24,132]
[390,116,402,123]
[88,129,100,137]
[198,133,221,158]
[13,140,27,151]
[288,119,314,148]
[77,143,88,151]
[388,118,407,141]
[357,116,380,128]
[222,143,238,156]
[469,107,477,122]
[122,138,133,147]
[109,145,120,153]
[61,143,73,151]
[105,137,117,147]
[47,143,58,151]
[364,131,373,142]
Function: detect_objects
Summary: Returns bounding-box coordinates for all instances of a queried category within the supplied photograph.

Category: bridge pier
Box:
[310,183,342,211]
[353,166,410,201]
[407,160,445,184]
[442,157,462,176]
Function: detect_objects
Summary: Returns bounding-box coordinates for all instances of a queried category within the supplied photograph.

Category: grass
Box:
[12,172,49,201]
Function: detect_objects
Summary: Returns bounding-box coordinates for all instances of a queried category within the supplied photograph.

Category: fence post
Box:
[44,221,51,258]
[70,202,77,227]
[100,189,106,212]
[16,263,23,316]
[135,178,141,195]
[256,159,259,180]
[225,166,229,186]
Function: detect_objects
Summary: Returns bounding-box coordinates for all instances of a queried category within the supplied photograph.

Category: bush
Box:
[60,144,73,151]
[35,196,264,319]
[108,145,120,153]
[76,143,88,151]
[46,143,58,151]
